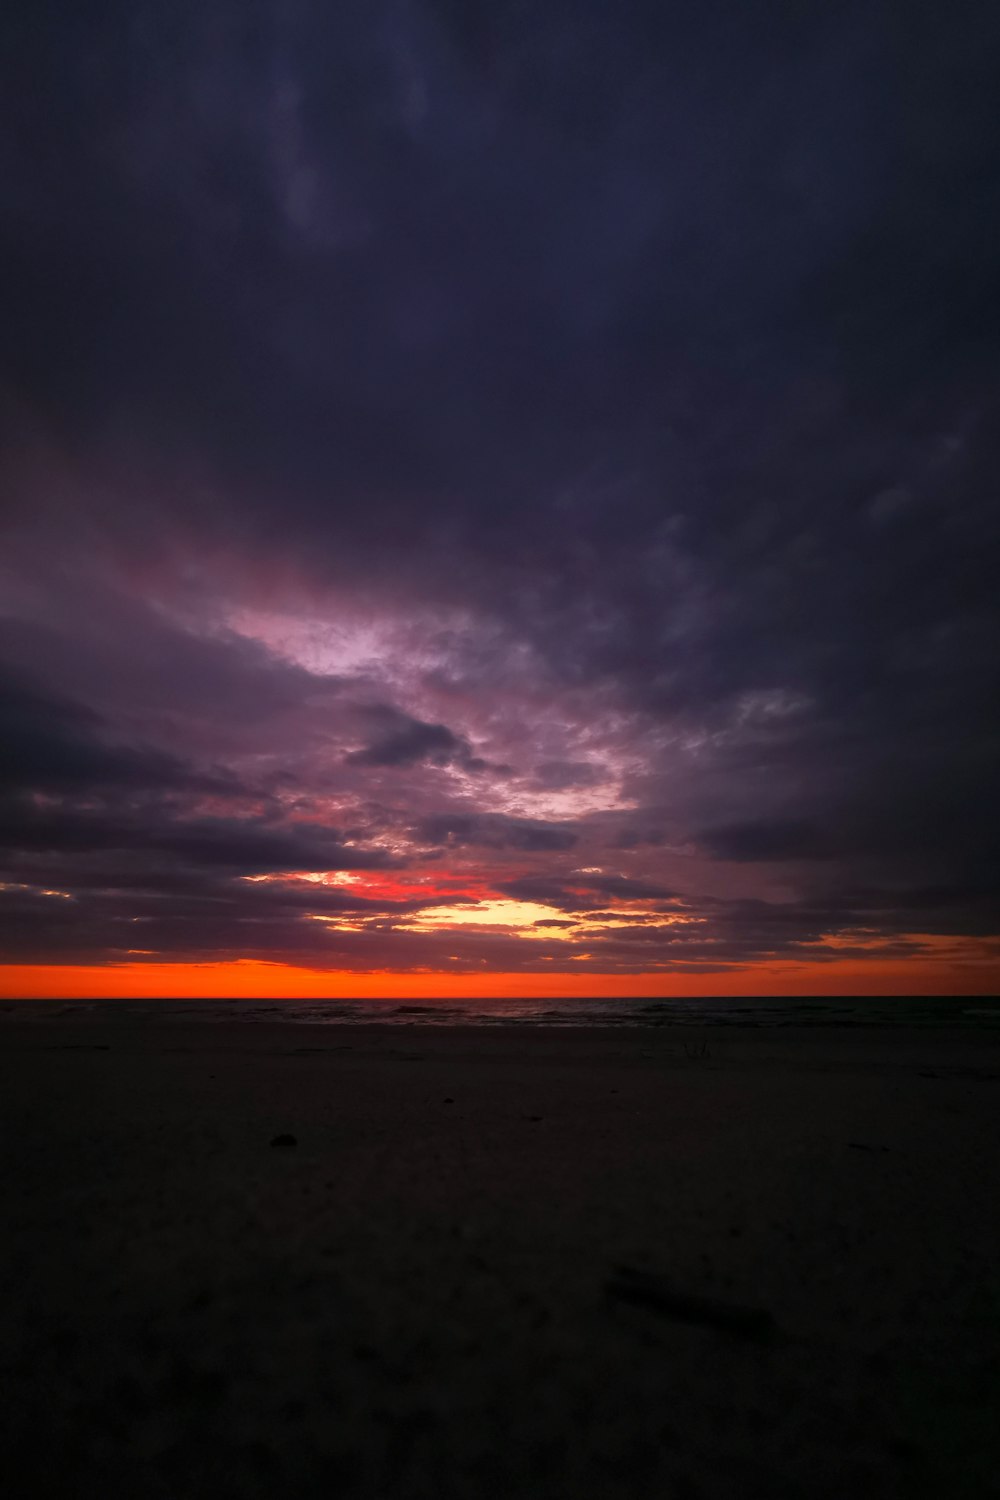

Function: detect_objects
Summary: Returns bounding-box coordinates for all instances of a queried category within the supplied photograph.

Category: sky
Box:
[1,0,998,999]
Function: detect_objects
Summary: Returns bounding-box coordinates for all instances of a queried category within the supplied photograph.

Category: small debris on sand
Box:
[44,1044,111,1051]
[606,1265,777,1343]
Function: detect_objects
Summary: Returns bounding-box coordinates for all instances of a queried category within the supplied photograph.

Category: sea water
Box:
[1,994,998,1028]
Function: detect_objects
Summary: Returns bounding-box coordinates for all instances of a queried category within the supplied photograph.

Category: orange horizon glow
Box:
[1,952,998,1000]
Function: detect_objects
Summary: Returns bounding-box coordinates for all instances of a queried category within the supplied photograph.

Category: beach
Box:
[1,1018,998,1498]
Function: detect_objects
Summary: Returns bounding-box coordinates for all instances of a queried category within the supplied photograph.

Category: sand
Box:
[1,1019,998,1498]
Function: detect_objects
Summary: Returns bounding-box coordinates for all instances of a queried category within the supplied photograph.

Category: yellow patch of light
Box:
[0,881,74,899]
[304,915,368,931]
[402,899,578,938]
[575,911,703,932]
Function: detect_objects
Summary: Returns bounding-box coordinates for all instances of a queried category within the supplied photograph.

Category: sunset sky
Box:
[1,1,998,999]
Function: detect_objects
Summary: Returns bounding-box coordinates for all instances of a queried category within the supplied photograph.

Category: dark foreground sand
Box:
[1,1021,998,1499]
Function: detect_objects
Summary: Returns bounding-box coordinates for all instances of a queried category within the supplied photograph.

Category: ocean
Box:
[0,994,997,1028]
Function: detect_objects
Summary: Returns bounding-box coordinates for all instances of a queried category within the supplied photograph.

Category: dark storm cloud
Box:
[0,796,392,874]
[0,0,998,977]
[346,711,469,769]
[497,874,676,912]
[695,738,1000,883]
[0,668,228,796]
[0,0,894,543]
[0,594,351,741]
[612,827,669,850]
[0,855,448,967]
[698,820,835,864]
[416,815,578,852]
